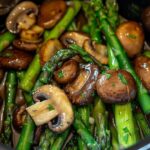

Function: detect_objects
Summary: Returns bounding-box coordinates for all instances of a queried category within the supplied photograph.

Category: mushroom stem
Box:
[26,100,59,126]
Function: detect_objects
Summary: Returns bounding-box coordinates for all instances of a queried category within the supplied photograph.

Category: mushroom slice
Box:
[83,39,108,65]
[39,39,62,66]
[65,64,99,105]
[26,85,74,133]
[54,59,79,84]
[0,49,33,70]
[13,39,41,52]
[61,31,90,48]
[38,0,67,29]
[134,55,150,92]
[6,1,38,33]
[96,70,137,104]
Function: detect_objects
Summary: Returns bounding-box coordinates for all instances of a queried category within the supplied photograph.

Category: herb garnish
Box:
[118,73,128,85]
[126,34,137,39]
[58,70,64,78]
[102,72,111,79]
[47,104,54,111]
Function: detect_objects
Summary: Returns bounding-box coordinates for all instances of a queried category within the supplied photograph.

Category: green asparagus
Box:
[1,71,17,144]
[91,0,150,114]
[0,32,15,52]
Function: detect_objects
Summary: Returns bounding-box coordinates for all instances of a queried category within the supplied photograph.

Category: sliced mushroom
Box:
[0,69,4,82]
[13,105,26,132]
[26,85,74,133]
[0,49,33,70]
[39,39,62,66]
[65,64,99,105]
[83,39,108,64]
[15,89,25,106]
[134,55,150,92]
[13,39,41,51]
[54,59,79,84]
[116,21,144,58]
[6,1,38,33]
[61,31,90,48]
[38,0,67,29]
[96,70,137,104]
[20,25,44,42]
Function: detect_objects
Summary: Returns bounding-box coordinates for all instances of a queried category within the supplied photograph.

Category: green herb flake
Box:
[102,72,111,79]
[123,134,129,144]
[47,104,54,111]
[118,73,128,85]
[58,70,64,78]
[81,92,86,98]
[123,127,129,133]
[126,34,137,39]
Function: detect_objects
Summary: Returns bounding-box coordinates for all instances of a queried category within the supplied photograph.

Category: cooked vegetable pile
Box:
[0,0,150,150]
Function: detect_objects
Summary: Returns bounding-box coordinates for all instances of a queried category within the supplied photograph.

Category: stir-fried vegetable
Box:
[0,0,150,150]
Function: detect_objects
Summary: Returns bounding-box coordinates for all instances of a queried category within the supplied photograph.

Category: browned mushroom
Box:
[54,59,79,84]
[116,21,144,58]
[13,39,41,52]
[20,25,44,42]
[61,31,90,48]
[83,39,108,64]
[65,64,99,105]
[96,70,137,104]
[39,39,62,66]
[134,55,150,92]
[38,0,67,29]
[6,1,38,33]
[15,89,25,106]
[0,49,33,70]
[0,69,4,82]
[13,105,26,132]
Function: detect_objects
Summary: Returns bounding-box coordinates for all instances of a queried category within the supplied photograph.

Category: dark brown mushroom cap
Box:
[13,39,41,52]
[54,59,79,84]
[96,69,137,104]
[37,0,67,29]
[0,49,33,70]
[134,55,150,92]
[65,64,99,105]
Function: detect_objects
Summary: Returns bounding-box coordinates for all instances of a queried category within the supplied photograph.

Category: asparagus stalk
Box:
[39,128,54,150]
[0,32,15,52]
[20,1,81,92]
[51,129,70,150]
[73,118,100,150]
[1,71,17,144]
[91,0,150,114]
[135,107,150,138]
[92,97,111,150]
[82,2,102,43]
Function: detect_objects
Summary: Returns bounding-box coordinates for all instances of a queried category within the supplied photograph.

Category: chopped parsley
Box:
[81,92,86,98]
[47,104,54,111]
[126,34,137,39]
[58,70,64,78]
[123,127,130,133]
[118,73,128,85]
[122,127,131,144]
[112,83,115,87]
[102,72,111,79]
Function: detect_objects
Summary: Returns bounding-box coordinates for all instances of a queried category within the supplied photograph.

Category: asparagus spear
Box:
[92,97,111,150]
[0,71,17,144]
[0,32,15,52]
[91,0,150,114]
[82,2,102,43]
[73,117,100,150]
[20,1,81,92]
[51,129,70,150]
[135,107,150,138]
[39,128,54,150]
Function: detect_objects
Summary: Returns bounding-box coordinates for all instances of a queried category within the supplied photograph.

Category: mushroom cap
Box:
[27,84,74,133]
[96,69,137,104]
[134,55,150,92]
[6,1,38,33]
[65,64,99,105]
